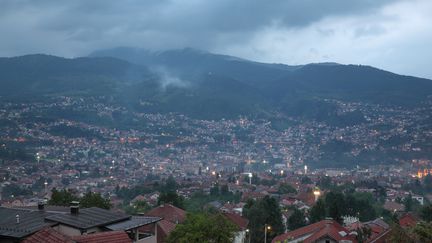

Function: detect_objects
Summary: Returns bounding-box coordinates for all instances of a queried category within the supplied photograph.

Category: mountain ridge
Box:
[1,48,431,120]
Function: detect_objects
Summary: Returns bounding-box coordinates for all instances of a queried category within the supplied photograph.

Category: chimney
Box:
[16,214,20,224]
[70,201,80,215]
[38,200,45,211]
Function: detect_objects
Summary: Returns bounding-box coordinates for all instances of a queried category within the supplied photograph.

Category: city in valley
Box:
[1,96,431,202]
[1,1,432,242]
[1,94,432,242]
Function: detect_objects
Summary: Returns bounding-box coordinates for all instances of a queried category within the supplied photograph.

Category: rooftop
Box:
[45,207,130,230]
[272,219,355,243]
[22,227,73,243]
[0,207,59,239]
[146,204,186,224]
[105,216,161,231]
[72,231,132,243]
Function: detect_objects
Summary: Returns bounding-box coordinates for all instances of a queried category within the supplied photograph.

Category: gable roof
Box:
[272,219,356,243]
[22,227,73,243]
[105,216,161,231]
[0,207,59,240]
[146,204,186,224]
[158,219,176,235]
[45,207,130,230]
[399,213,418,228]
[72,231,132,243]
[302,222,355,243]
[223,212,249,230]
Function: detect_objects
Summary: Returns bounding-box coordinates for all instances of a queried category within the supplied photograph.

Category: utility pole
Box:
[264,224,271,243]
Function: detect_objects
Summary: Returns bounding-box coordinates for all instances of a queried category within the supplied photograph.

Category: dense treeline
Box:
[49,188,111,209]
[243,196,284,243]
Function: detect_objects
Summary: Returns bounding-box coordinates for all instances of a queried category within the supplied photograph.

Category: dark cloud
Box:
[0,0,398,51]
[0,0,431,79]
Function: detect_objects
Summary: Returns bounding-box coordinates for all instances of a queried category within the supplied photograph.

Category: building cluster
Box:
[0,96,431,242]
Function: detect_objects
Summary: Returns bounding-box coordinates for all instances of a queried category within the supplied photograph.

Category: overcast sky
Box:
[0,0,431,78]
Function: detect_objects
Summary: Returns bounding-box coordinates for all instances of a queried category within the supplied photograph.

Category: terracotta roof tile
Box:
[303,223,355,243]
[272,219,355,243]
[158,219,176,235]
[23,227,73,243]
[223,212,248,230]
[399,213,418,228]
[72,231,131,243]
[146,204,186,224]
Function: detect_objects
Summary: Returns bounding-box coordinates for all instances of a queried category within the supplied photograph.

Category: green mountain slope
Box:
[0,48,431,121]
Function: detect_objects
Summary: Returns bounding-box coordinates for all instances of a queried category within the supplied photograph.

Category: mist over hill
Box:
[0,47,431,121]
[1,48,432,168]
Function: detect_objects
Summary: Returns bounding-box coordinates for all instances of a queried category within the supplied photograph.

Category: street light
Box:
[264,224,271,243]
[246,229,251,243]
[313,188,321,202]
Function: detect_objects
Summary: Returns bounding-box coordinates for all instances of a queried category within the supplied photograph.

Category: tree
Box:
[301,176,312,184]
[310,191,378,223]
[411,222,432,242]
[389,221,432,242]
[310,198,326,223]
[243,196,284,242]
[210,183,220,196]
[162,175,178,193]
[317,176,333,189]
[2,184,32,198]
[421,204,432,222]
[403,194,413,212]
[167,212,237,243]
[49,188,78,206]
[288,209,307,230]
[125,200,151,215]
[424,174,432,192]
[220,184,229,195]
[80,191,111,209]
[388,223,414,243]
[325,191,345,223]
[158,191,185,209]
[251,173,260,185]
[356,226,372,243]
[277,183,297,194]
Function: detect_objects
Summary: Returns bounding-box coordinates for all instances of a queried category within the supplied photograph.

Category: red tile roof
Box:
[303,223,355,243]
[296,192,316,206]
[146,204,186,224]
[223,212,249,230]
[272,220,356,243]
[156,219,177,243]
[362,218,390,243]
[72,231,131,243]
[399,213,418,228]
[158,219,177,235]
[23,227,73,243]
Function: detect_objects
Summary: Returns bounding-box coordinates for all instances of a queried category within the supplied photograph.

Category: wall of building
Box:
[233,230,246,243]
[136,235,156,243]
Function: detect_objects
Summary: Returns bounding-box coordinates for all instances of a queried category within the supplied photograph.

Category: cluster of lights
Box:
[36,152,41,163]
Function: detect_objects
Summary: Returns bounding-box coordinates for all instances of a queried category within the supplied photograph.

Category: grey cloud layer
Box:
[0,0,431,79]
[0,0,397,49]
